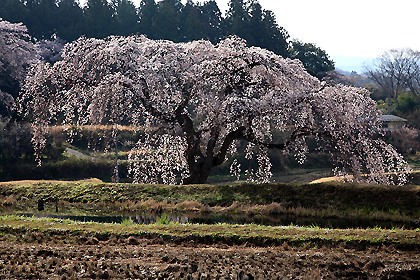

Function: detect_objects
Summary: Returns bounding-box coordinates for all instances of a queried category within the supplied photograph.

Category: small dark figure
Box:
[38,199,44,211]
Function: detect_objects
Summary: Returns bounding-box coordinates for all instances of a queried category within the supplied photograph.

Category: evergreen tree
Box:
[84,0,115,38]
[181,1,205,41]
[0,0,27,24]
[25,0,58,39]
[200,0,222,43]
[0,0,333,81]
[56,0,84,41]
[247,1,263,47]
[138,0,158,38]
[289,40,335,79]
[154,0,182,41]
[224,0,249,40]
[224,0,288,58]
[114,0,139,36]
[260,10,288,57]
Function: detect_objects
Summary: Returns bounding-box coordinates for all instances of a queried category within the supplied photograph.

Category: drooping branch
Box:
[212,124,337,169]
[213,126,315,168]
[138,77,177,123]
[138,77,204,169]
[213,126,246,166]
[252,127,315,149]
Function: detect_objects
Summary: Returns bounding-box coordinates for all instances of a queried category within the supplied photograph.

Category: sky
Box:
[142,0,420,72]
[245,0,420,73]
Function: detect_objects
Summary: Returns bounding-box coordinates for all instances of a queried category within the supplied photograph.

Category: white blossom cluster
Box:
[0,19,35,82]
[19,35,410,184]
[0,19,36,112]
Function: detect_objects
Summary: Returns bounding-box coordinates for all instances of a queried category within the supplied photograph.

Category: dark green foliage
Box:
[181,1,207,41]
[224,0,289,57]
[83,0,115,38]
[250,7,289,57]
[0,0,26,24]
[56,0,85,41]
[377,92,420,129]
[114,0,139,36]
[153,0,182,41]
[138,0,158,38]
[0,0,294,59]
[289,40,335,79]
[25,0,59,39]
[0,118,34,165]
[199,0,223,43]
[395,93,420,114]
[0,118,66,181]
[0,74,19,112]
[393,93,420,130]
[225,0,249,40]
[0,157,129,182]
[0,122,137,182]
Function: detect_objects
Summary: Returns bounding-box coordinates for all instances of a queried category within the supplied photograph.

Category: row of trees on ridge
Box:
[0,0,335,79]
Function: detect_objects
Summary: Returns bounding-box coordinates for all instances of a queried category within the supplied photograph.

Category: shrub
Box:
[384,126,419,155]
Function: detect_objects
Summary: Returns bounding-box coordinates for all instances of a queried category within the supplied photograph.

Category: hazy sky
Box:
[214,0,420,58]
[138,0,420,71]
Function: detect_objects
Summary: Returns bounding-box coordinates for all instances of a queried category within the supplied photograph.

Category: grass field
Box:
[1,178,420,222]
[1,179,420,278]
[0,214,419,279]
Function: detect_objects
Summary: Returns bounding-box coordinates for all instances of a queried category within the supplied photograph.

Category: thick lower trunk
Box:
[183,164,212,184]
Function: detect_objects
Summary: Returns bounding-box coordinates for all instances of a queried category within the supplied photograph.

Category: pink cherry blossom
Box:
[19,35,410,185]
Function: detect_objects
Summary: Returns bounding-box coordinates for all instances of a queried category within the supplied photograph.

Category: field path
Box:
[65,147,95,161]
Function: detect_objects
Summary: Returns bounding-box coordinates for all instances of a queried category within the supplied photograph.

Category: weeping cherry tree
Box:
[19,35,409,185]
[0,19,36,116]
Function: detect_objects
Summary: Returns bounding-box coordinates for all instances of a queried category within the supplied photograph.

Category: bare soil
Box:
[1,236,420,279]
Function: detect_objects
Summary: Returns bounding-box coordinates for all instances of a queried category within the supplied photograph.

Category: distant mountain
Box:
[332,56,375,74]
[334,69,374,88]
[336,69,356,76]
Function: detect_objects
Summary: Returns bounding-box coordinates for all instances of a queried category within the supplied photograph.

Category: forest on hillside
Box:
[0,0,335,79]
[1,0,288,51]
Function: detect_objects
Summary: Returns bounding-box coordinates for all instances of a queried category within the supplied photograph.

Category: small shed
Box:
[379,114,407,131]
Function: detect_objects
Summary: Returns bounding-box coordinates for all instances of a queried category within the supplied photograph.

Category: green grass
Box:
[121,217,135,226]
[0,215,419,251]
[1,179,420,221]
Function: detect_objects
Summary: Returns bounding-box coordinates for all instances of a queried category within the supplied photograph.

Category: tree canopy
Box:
[289,40,335,79]
[0,0,319,75]
[366,48,420,99]
[19,35,409,185]
[0,19,36,116]
[0,18,65,118]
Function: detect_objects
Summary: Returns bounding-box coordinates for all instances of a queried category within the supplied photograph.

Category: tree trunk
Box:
[113,131,119,183]
[183,163,212,184]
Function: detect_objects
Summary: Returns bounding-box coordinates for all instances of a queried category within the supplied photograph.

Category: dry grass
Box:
[2,195,16,206]
[1,215,419,249]
[216,202,330,217]
[0,178,103,187]
[175,200,211,212]
[310,170,420,184]
[114,199,212,213]
[115,199,171,213]
[1,231,419,279]
[1,179,420,223]
[50,124,146,133]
